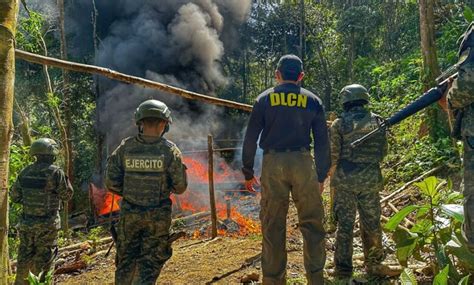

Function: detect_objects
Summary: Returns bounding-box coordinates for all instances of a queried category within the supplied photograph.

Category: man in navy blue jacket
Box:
[242,54,330,285]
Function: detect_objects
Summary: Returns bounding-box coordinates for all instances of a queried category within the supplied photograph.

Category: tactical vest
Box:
[448,23,474,137]
[121,138,173,207]
[339,110,386,163]
[19,164,61,217]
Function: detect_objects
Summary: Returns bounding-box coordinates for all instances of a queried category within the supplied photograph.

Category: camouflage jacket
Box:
[105,135,187,209]
[330,106,388,168]
[448,48,474,137]
[11,162,73,226]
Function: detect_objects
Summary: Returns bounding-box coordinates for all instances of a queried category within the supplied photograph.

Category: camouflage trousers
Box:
[115,204,173,285]
[463,137,474,251]
[331,163,384,277]
[15,222,58,285]
[260,151,326,285]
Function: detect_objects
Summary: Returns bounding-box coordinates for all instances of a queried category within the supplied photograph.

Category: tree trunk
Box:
[0,0,19,283]
[315,42,332,111]
[37,37,71,177]
[299,0,305,62]
[419,0,440,87]
[348,0,355,82]
[242,49,248,103]
[419,0,447,139]
[14,99,32,146]
[92,0,105,180]
[57,0,74,182]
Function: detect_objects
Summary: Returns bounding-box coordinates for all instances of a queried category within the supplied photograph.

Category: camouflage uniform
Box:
[330,87,388,277]
[11,147,73,285]
[447,22,474,251]
[106,134,187,285]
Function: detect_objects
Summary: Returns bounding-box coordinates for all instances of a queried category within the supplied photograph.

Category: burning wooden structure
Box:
[87,136,261,238]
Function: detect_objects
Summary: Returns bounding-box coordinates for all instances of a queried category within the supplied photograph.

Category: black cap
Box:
[277,54,303,81]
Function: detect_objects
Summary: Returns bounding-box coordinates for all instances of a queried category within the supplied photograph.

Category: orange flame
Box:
[98,191,121,216]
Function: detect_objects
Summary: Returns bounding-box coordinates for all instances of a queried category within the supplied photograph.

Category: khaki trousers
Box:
[260,151,326,285]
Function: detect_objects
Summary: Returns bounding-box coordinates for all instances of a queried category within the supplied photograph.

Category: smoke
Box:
[92,0,252,149]
[96,0,251,92]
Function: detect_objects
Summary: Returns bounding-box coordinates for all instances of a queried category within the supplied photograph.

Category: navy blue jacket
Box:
[242,83,331,183]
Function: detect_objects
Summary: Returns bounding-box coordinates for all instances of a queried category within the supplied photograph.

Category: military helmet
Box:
[134,99,172,125]
[29,138,59,156]
[340,84,370,105]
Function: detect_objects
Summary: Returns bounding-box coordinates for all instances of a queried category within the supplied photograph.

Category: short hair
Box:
[277,54,303,81]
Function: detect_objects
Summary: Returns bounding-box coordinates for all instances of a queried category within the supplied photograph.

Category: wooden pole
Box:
[15,50,333,125]
[15,49,253,112]
[208,135,218,238]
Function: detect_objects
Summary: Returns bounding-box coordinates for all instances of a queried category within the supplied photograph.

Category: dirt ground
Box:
[54,200,410,285]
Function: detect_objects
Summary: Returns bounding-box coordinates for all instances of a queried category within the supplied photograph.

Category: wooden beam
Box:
[15,49,253,112]
[208,135,218,238]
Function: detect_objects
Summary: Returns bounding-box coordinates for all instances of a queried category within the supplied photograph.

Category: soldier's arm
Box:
[329,119,342,175]
[312,104,331,183]
[105,145,125,196]
[168,145,187,195]
[242,100,265,181]
[55,169,74,201]
[448,53,474,109]
[10,175,23,204]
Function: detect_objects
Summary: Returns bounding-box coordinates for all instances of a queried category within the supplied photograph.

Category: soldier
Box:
[329,84,402,281]
[242,54,330,284]
[11,138,73,285]
[106,99,188,285]
[445,22,474,252]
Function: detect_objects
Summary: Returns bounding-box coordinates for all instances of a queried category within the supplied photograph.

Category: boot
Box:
[366,263,403,277]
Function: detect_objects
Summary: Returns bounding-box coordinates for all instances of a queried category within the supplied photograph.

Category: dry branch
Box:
[15,50,333,126]
[55,260,87,275]
[15,49,253,112]
[59,237,113,253]
[381,165,443,204]
[173,211,211,226]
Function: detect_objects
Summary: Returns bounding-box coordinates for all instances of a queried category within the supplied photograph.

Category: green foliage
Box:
[463,6,473,23]
[386,177,471,283]
[16,11,46,53]
[400,268,418,285]
[27,270,53,285]
[8,144,32,259]
[9,144,32,186]
[458,275,471,285]
[433,265,449,285]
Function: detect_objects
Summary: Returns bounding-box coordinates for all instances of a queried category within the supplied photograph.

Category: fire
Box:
[90,154,261,238]
[217,204,261,236]
[98,191,122,216]
[90,183,122,217]
[183,156,241,184]
[176,155,261,238]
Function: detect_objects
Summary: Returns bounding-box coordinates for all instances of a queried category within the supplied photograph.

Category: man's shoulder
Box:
[48,164,63,175]
[255,87,275,102]
[161,138,179,151]
[162,139,183,158]
[115,136,137,150]
[300,88,323,106]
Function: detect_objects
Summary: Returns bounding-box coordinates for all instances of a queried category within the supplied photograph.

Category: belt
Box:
[121,198,172,212]
[263,146,310,154]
